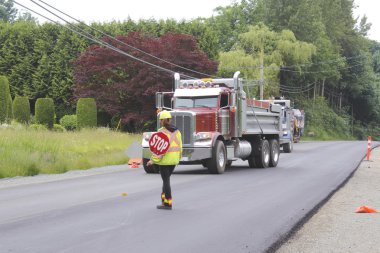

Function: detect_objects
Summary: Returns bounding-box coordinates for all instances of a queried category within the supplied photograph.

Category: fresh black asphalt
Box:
[0,141,370,253]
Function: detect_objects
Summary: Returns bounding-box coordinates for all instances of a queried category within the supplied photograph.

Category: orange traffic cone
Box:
[128,158,142,168]
[130,163,140,168]
[355,205,378,213]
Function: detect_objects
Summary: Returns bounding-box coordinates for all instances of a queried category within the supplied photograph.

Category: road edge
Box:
[266,144,380,253]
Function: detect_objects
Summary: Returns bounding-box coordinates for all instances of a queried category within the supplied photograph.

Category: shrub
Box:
[13,97,30,124]
[295,96,352,140]
[35,98,55,129]
[0,76,10,123]
[77,98,97,129]
[6,93,12,122]
[60,115,77,131]
[29,124,48,130]
[53,124,66,132]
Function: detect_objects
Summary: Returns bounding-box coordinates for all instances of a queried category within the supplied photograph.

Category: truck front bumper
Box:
[142,147,212,162]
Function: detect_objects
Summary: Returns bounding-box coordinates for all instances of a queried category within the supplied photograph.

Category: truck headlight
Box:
[195,132,212,141]
[143,132,153,141]
[142,132,154,147]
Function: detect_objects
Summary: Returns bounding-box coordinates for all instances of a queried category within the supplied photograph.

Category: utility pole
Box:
[313,81,316,101]
[260,48,264,100]
[339,92,342,111]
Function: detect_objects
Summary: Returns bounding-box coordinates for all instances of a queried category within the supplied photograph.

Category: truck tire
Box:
[143,158,159,174]
[254,139,270,168]
[248,139,259,168]
[269,139,280,167]
[283,139,293,153]
[207,140,226,174]
[248,156,257,168]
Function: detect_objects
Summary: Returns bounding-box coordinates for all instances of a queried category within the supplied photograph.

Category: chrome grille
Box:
[171,112,193,145]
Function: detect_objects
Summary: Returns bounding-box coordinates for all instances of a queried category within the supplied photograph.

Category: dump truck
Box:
[292,109,305,143]
[142,72,282,174]
[262,99,294,153]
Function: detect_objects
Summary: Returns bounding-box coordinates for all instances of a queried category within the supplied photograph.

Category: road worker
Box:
[147,110,182,210]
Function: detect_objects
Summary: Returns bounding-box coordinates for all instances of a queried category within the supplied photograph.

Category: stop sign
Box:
[149,132,170,156]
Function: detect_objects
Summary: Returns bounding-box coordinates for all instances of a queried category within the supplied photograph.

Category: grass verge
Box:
[0,127,139,178]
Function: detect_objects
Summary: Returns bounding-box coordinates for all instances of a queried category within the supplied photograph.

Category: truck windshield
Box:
[175,97,218,108]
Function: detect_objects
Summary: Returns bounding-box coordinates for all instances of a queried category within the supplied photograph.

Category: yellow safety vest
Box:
[151,127,182,165]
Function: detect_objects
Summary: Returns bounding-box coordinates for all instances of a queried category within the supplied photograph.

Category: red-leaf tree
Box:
[73,32,217,131]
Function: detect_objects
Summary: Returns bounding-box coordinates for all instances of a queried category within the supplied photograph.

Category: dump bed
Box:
[242,99,282,135]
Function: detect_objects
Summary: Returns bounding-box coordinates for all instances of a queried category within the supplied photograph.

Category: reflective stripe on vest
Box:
[159,129,181,153]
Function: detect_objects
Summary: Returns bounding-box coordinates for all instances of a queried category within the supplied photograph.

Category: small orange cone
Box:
[128,158,142,165]
[130,163,139,168]
[355,205,378,213]
[128,158,142,168]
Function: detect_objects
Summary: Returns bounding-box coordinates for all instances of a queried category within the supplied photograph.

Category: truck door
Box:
[218,93,231,137]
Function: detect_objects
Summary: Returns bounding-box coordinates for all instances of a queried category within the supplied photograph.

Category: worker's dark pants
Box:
[158,165,175,200]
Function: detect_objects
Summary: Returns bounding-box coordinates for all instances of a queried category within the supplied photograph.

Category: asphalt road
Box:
[0,141,370,253]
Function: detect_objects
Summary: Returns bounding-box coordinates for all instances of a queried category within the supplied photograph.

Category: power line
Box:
[279,62,366,74]
[33,0,221,79]
[280,55,366,69]
[279,86,315,94]
[13,0,198,80]
[218,55,368,74]
[279,82,315,91]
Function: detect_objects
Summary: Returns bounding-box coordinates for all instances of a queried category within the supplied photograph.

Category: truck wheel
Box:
[269,139,280,167]
[207,140,226,174]
[254,139,270,168]
[283,139,293,153]
[143,158,159,174]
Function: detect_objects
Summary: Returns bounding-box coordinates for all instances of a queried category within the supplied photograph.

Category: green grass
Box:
[301,126,356,141]
[0,127,139,178]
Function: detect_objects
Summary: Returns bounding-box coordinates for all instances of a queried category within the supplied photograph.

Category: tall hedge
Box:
[13,97,30,124]
[0,76,10,124]
[35,98,55,128]
[76,98,97,128]
[6,93,12,122]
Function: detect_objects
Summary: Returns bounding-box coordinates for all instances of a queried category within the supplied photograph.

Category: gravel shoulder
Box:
[277,147,380,253]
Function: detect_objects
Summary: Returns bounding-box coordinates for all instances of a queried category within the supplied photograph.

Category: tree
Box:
[218,24,315,98]
[0,0,17,22]
[73,32,217,131]
[207,0,263,52]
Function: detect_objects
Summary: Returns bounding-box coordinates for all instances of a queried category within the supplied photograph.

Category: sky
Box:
[15,0,380,42]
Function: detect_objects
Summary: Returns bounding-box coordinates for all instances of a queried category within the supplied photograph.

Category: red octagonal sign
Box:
[149,132,170,156]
